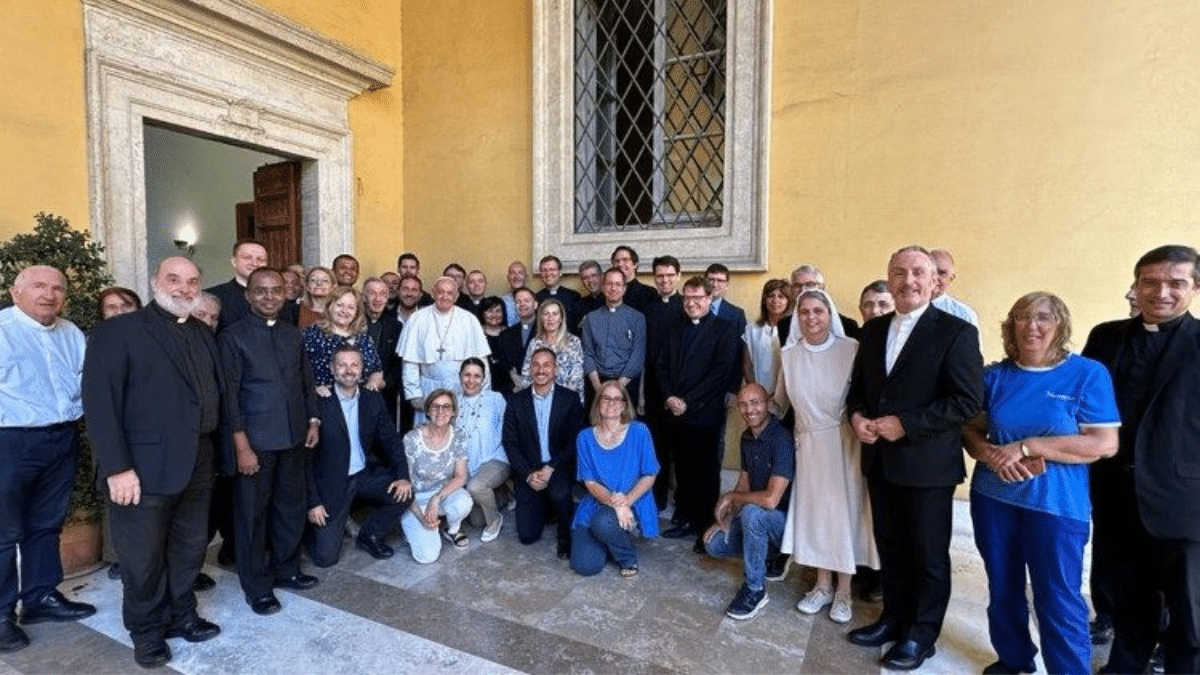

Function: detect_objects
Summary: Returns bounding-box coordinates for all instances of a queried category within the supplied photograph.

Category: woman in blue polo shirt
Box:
[964,292,1119,675]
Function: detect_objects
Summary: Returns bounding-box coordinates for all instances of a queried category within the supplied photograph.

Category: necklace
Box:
[434,310,454,359]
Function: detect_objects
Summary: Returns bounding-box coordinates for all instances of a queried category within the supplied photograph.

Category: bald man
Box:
[84,256,223,668]
[0,266,95,653]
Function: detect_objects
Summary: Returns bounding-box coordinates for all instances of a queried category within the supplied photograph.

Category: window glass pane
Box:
[575,0,726,233]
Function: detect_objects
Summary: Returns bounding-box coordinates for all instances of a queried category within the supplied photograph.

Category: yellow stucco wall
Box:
[400,0,533,282]
[0,2,89,236]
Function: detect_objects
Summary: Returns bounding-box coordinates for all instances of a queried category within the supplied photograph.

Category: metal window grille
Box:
[574,0,726,233]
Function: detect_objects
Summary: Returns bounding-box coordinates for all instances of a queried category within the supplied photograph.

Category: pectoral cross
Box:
[436,345,446,358]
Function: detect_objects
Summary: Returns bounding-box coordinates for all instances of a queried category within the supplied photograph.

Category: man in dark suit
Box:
[502,347,586,558]
[645,255,683,509]
[306,345,412,565]
[362,277,403,425]
[611,245,656,313]
[219,268,320,617]
[84,256,224,669]
[656,276,740,552]
[205,240,266,333]
[493,286,537,397]
[1084,245,1200,675]
[845,246,982,671]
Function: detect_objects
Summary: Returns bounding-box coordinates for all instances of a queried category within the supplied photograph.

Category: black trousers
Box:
[667,418,722,533]
[0,424,77,616]
[109,437,213,643]
[643,410,674,511]
[513,469,574,546]
[233,444,308,599]
[1101,469,1200,674]
[866,466,955,647]
[305,468,409,568]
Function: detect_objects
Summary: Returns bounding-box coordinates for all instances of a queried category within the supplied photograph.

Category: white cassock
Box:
[396,305,491,418]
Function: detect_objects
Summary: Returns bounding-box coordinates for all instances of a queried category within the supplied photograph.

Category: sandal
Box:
[442,528,469,549]
[620,566,638,579]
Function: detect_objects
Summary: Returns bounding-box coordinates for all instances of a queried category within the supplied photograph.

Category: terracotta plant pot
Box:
[60,521,103,579]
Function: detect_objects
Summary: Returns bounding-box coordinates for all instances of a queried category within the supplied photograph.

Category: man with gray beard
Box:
[84,256,222,669]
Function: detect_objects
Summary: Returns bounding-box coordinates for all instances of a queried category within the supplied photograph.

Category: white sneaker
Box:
[829,594,853,623]
[481,514,504,542]
[796,587,835,615]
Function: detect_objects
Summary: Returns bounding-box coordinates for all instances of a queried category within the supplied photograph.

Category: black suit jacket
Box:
[1083,314,1200,541]
[656,312,740,426]
[366,312,403,393]
[502,384,586,482]
[846,306,983,488]
[206,278,248,333]
[493,322,533,393]
[307,388,409,512]
[83,303,223,495]
[218,314,318,456]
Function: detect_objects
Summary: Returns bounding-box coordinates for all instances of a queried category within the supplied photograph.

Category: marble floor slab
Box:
[1,487,1110,674]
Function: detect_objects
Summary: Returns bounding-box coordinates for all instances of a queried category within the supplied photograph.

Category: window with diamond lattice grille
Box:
[574,0,726,233]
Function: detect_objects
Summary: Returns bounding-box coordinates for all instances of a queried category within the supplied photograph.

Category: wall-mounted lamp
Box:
[173,239,195,256]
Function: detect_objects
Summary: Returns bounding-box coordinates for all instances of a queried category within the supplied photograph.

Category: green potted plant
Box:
[0,212,114,576]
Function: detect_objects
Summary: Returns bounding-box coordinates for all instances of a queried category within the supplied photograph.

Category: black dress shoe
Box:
[661,523,697,539]
[164,617,220,642]
[0,618,29,653]
[273,573,319,590]
[21,591,97,624]
[133,638,172,669]
[107,562,122,580]
[881,639,936,671]
[847,618,899,647]
[356,532,395,560]
[248,594,281,616]
[692,538,706,555]
[192,572,216,592]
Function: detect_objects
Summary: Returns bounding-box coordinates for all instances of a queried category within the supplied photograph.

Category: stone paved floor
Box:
[3,491,1109,674]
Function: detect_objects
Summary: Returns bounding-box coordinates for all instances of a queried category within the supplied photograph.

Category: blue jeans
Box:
[971,492,1091,675]
[704,504,785,591]
[571,506,639,576]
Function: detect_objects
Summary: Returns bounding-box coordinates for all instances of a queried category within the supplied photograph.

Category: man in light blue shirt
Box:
[0,265,96,653]
[580,268,646,411]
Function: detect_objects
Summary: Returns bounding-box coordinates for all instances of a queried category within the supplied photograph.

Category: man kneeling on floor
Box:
[704,383,794,620]
[306,345,412,566]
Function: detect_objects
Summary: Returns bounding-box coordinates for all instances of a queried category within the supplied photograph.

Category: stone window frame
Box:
[532,0,771,271]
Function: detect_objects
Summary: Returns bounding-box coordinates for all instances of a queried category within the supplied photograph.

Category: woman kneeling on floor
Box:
[570,380,660,578]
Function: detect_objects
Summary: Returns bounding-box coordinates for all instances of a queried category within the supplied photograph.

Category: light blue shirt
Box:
[0,306,85,427]
[337,388,366,475]
[532,386,554,463]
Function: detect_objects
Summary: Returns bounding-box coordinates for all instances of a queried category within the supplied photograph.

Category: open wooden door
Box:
[252,160,302,267]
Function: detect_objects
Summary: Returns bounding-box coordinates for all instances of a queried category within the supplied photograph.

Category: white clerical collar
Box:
[607,304,621,312]
[176,316,188,324]
[1143,322,1160,332]
[691,317,701,325]
[894,302,930,323]
[266,319,276,327]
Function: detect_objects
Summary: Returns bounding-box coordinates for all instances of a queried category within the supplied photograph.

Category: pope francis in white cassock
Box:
[396,276,491,421]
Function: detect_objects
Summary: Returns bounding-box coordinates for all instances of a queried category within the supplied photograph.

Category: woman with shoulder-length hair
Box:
[302,285,384,396]
[743,279,791,398]
[964,291,1119,675]
[401,389,472,562]
[298,266,334,329]
[519,298,585,402]
[570,380,659,578]
[98,286,142,320]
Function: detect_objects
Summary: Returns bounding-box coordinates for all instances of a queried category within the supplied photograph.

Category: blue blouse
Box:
[572,421,660,536]
[970,353,1119,522]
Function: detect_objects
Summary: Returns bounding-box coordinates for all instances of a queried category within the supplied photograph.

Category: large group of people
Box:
[3,237,1200,675]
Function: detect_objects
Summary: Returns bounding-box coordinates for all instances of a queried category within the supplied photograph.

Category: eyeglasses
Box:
[428,403,455,412]
[599,395,625,404]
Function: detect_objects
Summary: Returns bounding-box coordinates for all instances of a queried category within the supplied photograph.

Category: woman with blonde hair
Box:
[298,266,334,329]
[302,285,384,395]
[519,298,584,402]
